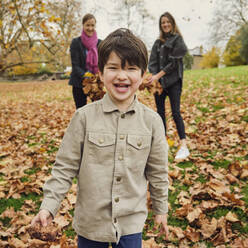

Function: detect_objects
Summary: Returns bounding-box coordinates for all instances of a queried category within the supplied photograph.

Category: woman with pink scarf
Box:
[69,14,101,109]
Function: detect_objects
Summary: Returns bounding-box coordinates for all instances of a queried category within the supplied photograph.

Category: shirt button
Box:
[121,113,125,118]
[120,134,125,140]
[118,155,123,161]
[115,197,119,203]
[116,177,121,182]
[99,139,104,144]
[137,141,142,147]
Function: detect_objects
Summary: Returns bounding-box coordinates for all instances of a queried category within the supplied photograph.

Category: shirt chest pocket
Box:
[126,135,151,169]
[127,135,151,150]
[87,132,116,165]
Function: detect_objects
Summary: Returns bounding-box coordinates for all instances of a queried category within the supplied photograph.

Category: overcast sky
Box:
[145,0,215,49]
[82,0,216,50]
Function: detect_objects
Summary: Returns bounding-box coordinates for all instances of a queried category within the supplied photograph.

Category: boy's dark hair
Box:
[98,28,148,76]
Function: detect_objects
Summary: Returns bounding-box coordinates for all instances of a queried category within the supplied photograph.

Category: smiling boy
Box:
[32,28,169,248]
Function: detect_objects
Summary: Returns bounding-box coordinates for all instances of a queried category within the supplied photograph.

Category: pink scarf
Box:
[81,30,98,74]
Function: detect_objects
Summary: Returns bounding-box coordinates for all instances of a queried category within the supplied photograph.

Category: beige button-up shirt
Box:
[40,93,169,243]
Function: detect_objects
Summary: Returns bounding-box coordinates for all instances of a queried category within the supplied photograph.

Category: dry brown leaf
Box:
[169,226,185,239]
[8,237,27,248]
[222,192,245,206]
[200,217,218,238]
[177,191,191,205]
[142,237,163,247]
[187,207,202,223]
[225,174,238,184]
[184,227,200,242]
[175,203,193,217]
[207,178,229,194]
[54,215,70,228]
[225,211,239,222]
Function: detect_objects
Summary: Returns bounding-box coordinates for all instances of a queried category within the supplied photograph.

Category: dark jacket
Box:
[148,34,187,89]
[68,36,101,88]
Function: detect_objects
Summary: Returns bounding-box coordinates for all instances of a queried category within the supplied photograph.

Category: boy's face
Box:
[99,51,144,111]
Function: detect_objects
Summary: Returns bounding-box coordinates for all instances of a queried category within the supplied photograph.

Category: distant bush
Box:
[183,52,193,70]
[200,47,221,69]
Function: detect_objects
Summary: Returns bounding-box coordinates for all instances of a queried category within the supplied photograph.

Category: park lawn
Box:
[0,66,247,247]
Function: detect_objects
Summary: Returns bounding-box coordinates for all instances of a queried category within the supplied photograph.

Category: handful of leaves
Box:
[139,73,163,95]
[82,72,106,102]
[28,222,59,241]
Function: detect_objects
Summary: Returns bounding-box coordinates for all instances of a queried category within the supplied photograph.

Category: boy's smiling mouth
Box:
[114,83,130,93]
[114,83,129,88]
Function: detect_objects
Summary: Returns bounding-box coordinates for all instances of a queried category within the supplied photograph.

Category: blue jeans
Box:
[77,233,142,248]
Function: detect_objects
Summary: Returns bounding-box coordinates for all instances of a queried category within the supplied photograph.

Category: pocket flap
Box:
[127,135,151,150]
[88,132,116,147]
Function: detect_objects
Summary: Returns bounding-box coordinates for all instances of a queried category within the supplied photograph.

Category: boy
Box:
[31,28,169,248]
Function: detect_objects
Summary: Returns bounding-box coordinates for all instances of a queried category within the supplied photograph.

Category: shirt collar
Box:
[102,93,138,114]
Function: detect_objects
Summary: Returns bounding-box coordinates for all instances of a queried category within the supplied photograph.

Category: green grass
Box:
[176,161,194,169]
[0,193,42,214]
[211,160,231,169]
[241,184,248,206]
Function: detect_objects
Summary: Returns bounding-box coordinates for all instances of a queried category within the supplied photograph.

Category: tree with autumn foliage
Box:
[200,46,221,69]
[239,23,248,64]
[0,0,81,75]
[223,31,246,67]
[209,0,248,45]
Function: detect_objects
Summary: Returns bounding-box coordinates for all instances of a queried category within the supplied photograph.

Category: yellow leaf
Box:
[48,16,55,22]
[84,72,94,77]
[167,138,174,147]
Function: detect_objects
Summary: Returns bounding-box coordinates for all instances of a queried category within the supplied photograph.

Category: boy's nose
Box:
[117,70,128,80]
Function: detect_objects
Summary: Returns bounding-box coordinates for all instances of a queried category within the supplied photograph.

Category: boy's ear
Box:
[99,71,104,82]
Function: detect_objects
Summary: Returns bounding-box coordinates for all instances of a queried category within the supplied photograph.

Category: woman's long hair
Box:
[82,13,96,24]
[159,12,182,41]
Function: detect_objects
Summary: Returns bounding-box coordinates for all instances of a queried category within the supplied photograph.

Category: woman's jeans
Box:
[154,80,186,139]
[72,86,87,109]
[78,233,142,248]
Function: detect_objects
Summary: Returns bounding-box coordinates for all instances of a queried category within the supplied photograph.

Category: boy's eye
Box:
[128,67,138,70]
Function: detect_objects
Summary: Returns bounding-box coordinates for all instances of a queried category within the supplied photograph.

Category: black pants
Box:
[72,86,87,109]
[154,80,186,140]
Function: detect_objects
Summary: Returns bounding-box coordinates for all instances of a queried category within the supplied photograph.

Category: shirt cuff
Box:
[152,200,168,215]
[40,198,61,218]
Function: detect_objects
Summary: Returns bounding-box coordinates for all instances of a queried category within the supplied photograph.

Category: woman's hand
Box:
[146,74,158,85]
[146,71,165,85]
[31,209,53,227]
[154,214,169,240]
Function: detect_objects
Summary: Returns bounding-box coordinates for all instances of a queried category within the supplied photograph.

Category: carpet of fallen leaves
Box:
[0,66,248,248]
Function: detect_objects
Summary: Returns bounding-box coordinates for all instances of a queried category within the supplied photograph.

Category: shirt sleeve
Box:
[40,110,85,217]
[162,35,187,75]
[145,114,169,215]
[70,38,86,78]
[148,40,159,75]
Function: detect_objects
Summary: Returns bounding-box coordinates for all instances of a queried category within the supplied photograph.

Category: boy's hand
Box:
[154,214,169,240]
[31,209,53,227]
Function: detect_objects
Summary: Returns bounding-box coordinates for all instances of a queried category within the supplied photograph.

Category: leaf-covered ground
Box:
[0,66,247,248]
